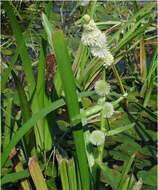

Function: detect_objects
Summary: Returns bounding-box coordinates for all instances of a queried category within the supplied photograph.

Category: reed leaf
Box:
[52,30,90,190]
[3,98,13,150]
[12,71,34,156]
[1,99,65,168]
[117,153,136,190]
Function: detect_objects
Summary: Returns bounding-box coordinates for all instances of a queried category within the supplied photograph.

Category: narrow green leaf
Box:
[109,3,154,46]
[41,13,55,48]
[67,158,78,190]
[96,161,117,190]
[52,30,90,190]
[36,38,52,151]
[1,99,65,168]
[106,123,135,136]
[3,1,36,96]
[3,1,45,150]
[133,102,157,121]
[56,151,70,190]
[1,169,30,185]
[1,90,97,168]
[12,71,33,156]
[1,165,44,185]
[117,153,136,190]
[12,71,31,123]
[1,17,34,91]
[112,19,152,54]
[3,99,13,150]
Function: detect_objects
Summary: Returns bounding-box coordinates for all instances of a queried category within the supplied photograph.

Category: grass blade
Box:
[52,30,90,190]
[1,13,35,91]
[96,161,117,190]
[1,170,30,185]
[2,164,44,185]
[3,98,13,150]
[3,1,36,96]
[1,90,98,167]
[67,158,78,190]
[106,123,135,136]
[12,71,34,156]
[1,99,65,168]
[117,153,136,190]
[56,151,70,190]
[41,13,55,47]
[3,1,45,150]
[36,38,53,151]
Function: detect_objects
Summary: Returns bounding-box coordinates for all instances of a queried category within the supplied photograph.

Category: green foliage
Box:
[52,30,90,190]
[137,166,157,186]
[1,1,157,190]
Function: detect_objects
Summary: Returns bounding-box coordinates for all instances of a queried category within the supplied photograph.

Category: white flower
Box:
[102,51,114,67]
[81,20,107,49]
[95,80,111,96]
[90,45,108,58]
[81,16,114,63]
[90,130,105,146]
[83,19,97,32]
[80,0,90,6]
[102,102,114,118]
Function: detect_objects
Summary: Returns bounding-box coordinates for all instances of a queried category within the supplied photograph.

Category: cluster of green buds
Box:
[81,14,114,67]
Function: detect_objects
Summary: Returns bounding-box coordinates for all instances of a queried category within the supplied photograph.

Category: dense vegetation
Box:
[1,1,157,190]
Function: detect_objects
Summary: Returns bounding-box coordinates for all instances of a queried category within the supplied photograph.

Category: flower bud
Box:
[83,14,91,23]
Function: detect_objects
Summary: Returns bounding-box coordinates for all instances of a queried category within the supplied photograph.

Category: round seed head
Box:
[102,102,114,118]
[95,80,111,96]
[103,51,114,67]
[90,130,105,146]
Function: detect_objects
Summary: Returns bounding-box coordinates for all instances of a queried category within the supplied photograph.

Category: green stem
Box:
[89,0,97,19]
[98,105,106,162]
[143,81,154,108]
[112,64,128,107]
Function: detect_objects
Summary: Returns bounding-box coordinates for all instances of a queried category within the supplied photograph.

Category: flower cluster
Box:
[81,14,114,67]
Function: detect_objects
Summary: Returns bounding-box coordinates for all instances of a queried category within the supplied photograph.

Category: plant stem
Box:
[89,0,97,19]
[112,64,128,108]
[98,105,106,162]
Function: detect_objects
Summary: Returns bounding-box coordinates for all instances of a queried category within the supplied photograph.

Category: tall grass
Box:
[1,1,156,190]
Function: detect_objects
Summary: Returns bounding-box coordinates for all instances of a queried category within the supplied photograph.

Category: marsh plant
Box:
[1,1,157,190]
